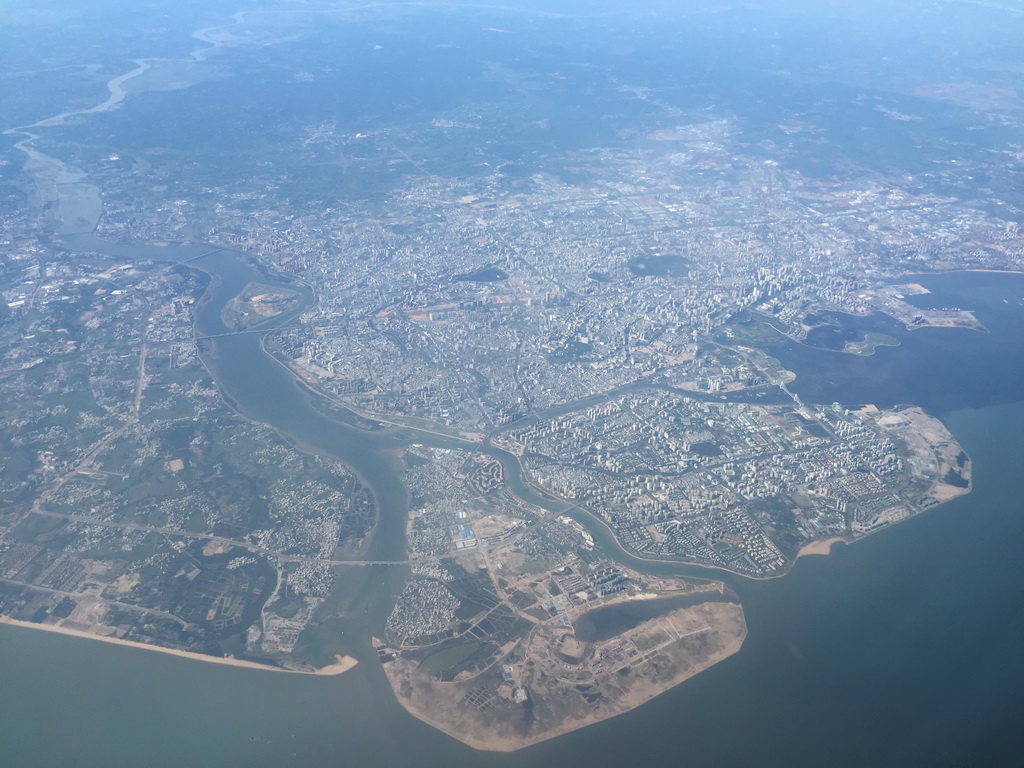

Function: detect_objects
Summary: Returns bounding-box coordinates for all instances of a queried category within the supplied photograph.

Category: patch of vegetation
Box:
[943,468,969,488]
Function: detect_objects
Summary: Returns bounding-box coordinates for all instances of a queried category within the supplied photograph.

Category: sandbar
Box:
[0,615,356,676]
[314,654,360,675]
[796,537,845,559]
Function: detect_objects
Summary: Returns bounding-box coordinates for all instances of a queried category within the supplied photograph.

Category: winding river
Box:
[4,160,1023,768]
[58,231,733,596]
[6,18,1024,768]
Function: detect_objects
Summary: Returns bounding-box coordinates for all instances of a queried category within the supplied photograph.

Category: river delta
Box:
[3,1,1024,765]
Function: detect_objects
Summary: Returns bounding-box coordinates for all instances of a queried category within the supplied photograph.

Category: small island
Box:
[221,282,303,331]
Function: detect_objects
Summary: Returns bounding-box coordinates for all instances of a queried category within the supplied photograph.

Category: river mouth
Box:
[5,5,1024,764]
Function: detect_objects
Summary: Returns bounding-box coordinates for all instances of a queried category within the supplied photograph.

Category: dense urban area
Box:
[1,1,1021,748]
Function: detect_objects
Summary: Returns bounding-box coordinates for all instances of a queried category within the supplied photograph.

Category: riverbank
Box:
[0,616,356,676]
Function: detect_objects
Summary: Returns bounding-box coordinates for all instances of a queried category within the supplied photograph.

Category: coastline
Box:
[796,537,846,559]
[315,655,359,675]
[0,615,356,676]
[947,268,1024,276]
[385,601,747,752]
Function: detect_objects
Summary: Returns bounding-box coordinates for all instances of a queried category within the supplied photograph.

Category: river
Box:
[1,229,1022,766]
[3,396,1023,768]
